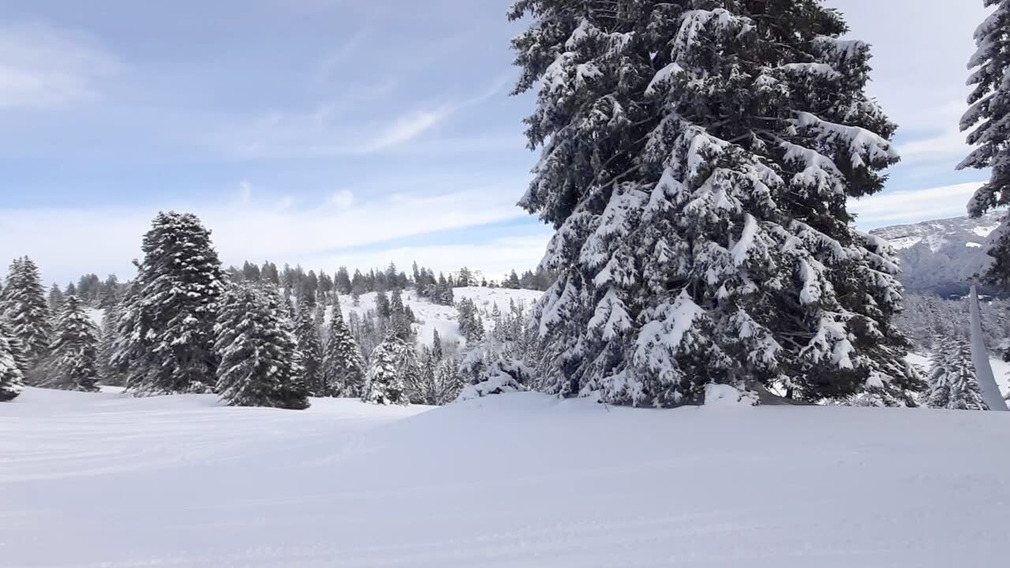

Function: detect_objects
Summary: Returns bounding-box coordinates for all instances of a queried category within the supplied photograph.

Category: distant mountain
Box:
[869,212,1003,297]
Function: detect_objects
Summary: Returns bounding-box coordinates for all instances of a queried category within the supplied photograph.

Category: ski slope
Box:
[3,388,1010,567]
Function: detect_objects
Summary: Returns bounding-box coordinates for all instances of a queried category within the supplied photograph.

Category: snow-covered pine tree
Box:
[48,284,65,312]
[45,295,100,392]
[412,347,463,405]
[926,334,987,410]
[0,257,53,379]
[293,299,325,396]
[98,300,126,386]
[389,288,411,340]
[375,289,390,320]
[960,0,1010,286]
[361,335,415,405]
[432,329,444,361]
[214,283,309,409]
[0,324,24,401]
[510,0,923,406]
[322,298,366,396]
[118,212,225,395]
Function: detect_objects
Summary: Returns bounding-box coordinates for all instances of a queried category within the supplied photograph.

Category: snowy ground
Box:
[3,388,1010,567]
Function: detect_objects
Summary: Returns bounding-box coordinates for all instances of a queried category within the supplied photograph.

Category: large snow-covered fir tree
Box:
[361,335,415,405]
[45,295,100,392]
[510,0,924,406]
[926,335,987,410]
[1,256,52,379]
[322,297,366,397]
[960,0,1010,286]
[0,325,24,401]
[116,212,225,395]
[293,300,325,396]
[214,283,310,410]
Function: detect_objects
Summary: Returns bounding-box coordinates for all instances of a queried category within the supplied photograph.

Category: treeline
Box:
[0,212,540,409]
[221,261,554,309]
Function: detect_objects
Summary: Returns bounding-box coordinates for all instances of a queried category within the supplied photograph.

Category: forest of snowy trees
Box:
[0,212,541,409]
[3,1,1010,413]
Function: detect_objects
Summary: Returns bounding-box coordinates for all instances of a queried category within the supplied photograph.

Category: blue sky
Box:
[0,0,991,284]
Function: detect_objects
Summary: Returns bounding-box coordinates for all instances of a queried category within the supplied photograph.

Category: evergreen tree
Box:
[45,295,100,392]
[262,262,280,286]
[0,325,24,401]
[510,0,923,406]
[505,270,521,289]
[1,256,53,379]
[98,274,121,309]
[215,283,309,409]
[926,335,987,410]
[389,288,411,340]
[98,299,126,386]
[456,297,485,342]
[960,0,1010,286]
[375,289,391,320]
[323,299,366,396]
[432,329,444,361]
[362,335,414,405]
[293,300,325,396]
[48,283,65,312]
[118,212,225,395]
[412,348,463,405]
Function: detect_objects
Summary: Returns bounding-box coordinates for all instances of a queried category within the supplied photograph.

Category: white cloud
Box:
[238,181,253,204]
[0,183,534,284]
[849,182,982,228]
[220,102,451,158]
[329,189,355,209]
[0,22,120,110]
[355,108,451,154]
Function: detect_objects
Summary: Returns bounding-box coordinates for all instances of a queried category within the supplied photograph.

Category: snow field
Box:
[3,387,1010,567]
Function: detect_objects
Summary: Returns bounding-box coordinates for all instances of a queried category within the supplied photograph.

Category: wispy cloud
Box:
[0,180,535,283]
[849,182,983,228]
[0,22,120,110]
[314,28,372,83]
[217,73,511,159]
[354,107,453,154]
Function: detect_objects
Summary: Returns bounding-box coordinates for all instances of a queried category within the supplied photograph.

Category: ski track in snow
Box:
[3,387,1010,567]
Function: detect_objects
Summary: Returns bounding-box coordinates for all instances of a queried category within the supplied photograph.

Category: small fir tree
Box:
[926,335,987,410]
[323,298,366,396]
[362,335,415,405]
[215,283,309,409]
[0,326,25,401]
[1,256,53,378]
[293,300,325,396]
[45,295,100,392]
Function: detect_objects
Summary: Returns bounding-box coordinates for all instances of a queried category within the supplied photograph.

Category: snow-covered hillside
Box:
[86,287,544,347]
[337,286,543,346]
[869,212,1002,295]
[3,387,1010,567]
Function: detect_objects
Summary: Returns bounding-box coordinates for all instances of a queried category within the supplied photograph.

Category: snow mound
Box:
[703,383,759,407]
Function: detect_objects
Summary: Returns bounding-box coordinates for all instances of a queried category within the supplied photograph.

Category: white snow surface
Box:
[3,387,1010,567]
